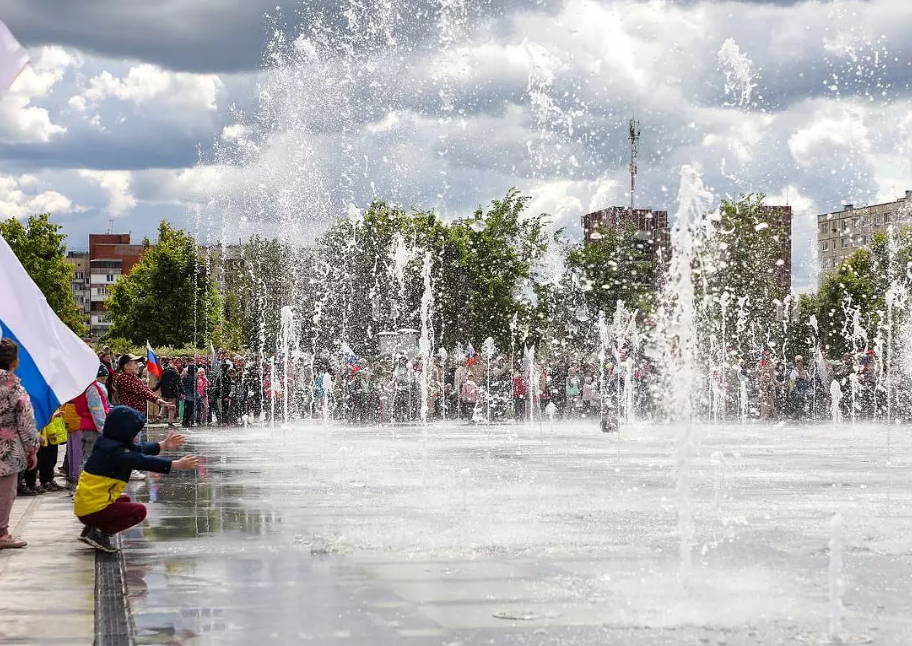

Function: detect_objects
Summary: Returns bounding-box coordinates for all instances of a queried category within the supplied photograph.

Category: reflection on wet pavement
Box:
[123,422,912,645]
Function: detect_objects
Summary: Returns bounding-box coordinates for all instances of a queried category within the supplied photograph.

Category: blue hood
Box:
[101,406,147,443]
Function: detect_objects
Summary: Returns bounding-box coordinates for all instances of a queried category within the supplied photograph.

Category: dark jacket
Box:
[181,365,198,400]
[159,365,181,399]
[73,406,172,517]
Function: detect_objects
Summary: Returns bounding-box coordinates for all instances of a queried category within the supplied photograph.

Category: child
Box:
[581,375,595,417]
[565,367,582,418]
[512,371,527,421]
[74,406,199,553]
[460,375,478,422]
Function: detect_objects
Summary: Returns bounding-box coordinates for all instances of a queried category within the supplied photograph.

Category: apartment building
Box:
[817,191,912,282]
[86,234,146,337]
[64,251,90,326]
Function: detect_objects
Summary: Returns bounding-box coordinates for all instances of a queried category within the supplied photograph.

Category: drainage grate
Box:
[94,535,134,646]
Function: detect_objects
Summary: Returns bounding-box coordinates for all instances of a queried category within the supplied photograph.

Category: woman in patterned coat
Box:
[0,338,38,549]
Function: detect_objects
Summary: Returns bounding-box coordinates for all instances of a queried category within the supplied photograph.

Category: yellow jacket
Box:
[41,412,68,446]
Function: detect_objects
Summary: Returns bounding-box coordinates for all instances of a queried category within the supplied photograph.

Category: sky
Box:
[0,0,910,293]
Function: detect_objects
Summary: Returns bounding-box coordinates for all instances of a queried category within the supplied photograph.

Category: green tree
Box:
[0,213,87,336]
[813,239,885,356]
[698,194,790,357]
[564,223,656,317]
[105,221,221,347]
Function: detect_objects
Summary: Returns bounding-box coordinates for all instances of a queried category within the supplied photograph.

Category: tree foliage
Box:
[217,190,551,357]
[0,213,87,337]
[697,193,790,357]
[564,223,656,316]
[105,221,221,347]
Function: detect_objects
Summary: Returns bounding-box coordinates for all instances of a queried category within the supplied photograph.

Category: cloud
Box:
[77,169,136,216]
[0,46,81,143]
[70,63,223,128]
[0,172,75,218]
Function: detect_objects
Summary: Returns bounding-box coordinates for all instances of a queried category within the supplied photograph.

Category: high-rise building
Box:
[87,234,147,337]
[817,191,912,283]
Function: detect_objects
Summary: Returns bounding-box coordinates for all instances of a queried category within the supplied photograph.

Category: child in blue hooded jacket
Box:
[74,405,198,552]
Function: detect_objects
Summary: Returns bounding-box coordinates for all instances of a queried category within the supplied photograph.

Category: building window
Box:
[858,235,867,246]
[842,219,849,230]
[74,271,84,280]
[106,274,115,282]
[885,212,892,224]
[820,223,828,235]
[842,238,849,249]
[822,241,829,252]
[874,214,881,225]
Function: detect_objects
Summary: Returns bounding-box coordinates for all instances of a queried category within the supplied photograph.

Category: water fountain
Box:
[154,4,912,643]
[656,165,715,579]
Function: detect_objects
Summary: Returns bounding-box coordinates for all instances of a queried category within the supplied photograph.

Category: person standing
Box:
[98,348,117,405]
[460,374,479,422]
[21,410,67,494]
[72,365,111,483]
[512,371,527,421]
[195,366,209,426]
[115,354,170,418]
[158,359,180,427]
[181,364,198,428]
[0,338,39,549]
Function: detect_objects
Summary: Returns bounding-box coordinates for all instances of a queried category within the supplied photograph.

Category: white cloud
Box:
[78,170,137,216]
[0,173,75,218]
[70,63,223,126]
[789,102,873,170]
[0,46,81,143]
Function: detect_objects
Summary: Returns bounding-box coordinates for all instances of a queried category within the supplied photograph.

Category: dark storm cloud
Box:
[0,0,563,72]
[0,130,205,171]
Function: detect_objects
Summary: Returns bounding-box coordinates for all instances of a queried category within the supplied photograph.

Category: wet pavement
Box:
[123,421,912,645]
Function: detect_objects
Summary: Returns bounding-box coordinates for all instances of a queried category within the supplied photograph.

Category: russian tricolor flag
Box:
[466,342,477,367]
[146,342,162,379]
[0,233,100,429]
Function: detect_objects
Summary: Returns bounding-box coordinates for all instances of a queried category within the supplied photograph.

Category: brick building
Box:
[581,207,671,271]
[86,234,147,337]
[759,205,793,294]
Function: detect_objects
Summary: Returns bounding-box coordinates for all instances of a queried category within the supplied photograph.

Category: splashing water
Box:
[655,165,715,579]
[718,38,757,107]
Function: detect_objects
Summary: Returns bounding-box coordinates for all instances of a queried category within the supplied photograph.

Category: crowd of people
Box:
[84,343,888,427]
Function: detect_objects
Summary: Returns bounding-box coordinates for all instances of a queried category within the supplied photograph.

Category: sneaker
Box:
[77,526,91,545]
[82,528,118,553]
[33,485,46,495]
[130,471,146,481]
[0,534,27,549]
[17,485,38,496]
[42,481,66,492]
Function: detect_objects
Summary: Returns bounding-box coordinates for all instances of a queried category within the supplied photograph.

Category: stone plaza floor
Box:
[117,419,912,645]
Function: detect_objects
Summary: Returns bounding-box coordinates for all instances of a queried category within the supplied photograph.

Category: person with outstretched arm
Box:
[73,406,199,552]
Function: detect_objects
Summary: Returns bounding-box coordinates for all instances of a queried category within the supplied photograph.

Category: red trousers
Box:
[78,495,147,535]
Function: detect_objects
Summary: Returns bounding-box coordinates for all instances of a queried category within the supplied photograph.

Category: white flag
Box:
[0,19,28,100]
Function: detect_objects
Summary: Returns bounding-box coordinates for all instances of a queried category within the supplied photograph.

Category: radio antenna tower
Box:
[629,117,641,211]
